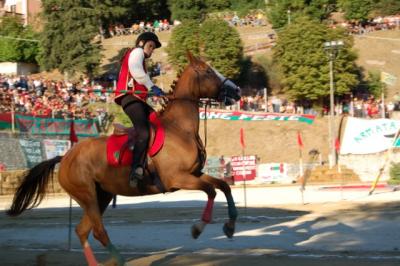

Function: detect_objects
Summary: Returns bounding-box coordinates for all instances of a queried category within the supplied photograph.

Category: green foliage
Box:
[273,16,359,103]
[267,0,336,29]
[168,0,206,21]
[166,20,201,71]
[167,19,243,79]
[39,0,102,77]
[199,19,243,79]
[372,0,400,17]
[389,162,400,185]
[338,0,374,21]
[365,71,386,99]
[0,16,39,63]
[229,0,265,17]
[205,0,231,12]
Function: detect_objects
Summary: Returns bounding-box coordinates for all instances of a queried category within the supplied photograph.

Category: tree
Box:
[205,0,231,12]
[372,0,400,17]
[167,19,243,79]
[337,0,374,21]
[273,16,359,105]
[229,0,265,17]
[39,0,102,77]
[168,0,206,21]
[200,19,243,79]
[267,0,336,29]
[166,20,201,71]
[0,16,39,63]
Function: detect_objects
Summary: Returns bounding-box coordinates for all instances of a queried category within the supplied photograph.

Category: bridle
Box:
[167,65,229,148]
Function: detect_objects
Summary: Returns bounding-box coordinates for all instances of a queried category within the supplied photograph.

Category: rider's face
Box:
[143,40,156,58]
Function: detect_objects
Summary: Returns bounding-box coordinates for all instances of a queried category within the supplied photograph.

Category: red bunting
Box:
[69,120,78,145]
[240,128,245,149]
[297,131,304,148]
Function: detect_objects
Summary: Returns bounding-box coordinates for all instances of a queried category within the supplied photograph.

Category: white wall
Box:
[0,62,38,75]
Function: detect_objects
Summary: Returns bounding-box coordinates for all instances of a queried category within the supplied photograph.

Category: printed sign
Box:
[341,117,400,154]
[199,109,315,124]
[231,155,257,181]
[43,139,71,159]
[19,139,43,168]
[257,163,291,183]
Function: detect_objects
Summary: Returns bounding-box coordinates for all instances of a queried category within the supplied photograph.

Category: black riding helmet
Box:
[135,31,162,48]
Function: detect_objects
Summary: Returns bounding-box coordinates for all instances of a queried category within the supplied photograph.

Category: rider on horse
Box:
[114,31,165,187]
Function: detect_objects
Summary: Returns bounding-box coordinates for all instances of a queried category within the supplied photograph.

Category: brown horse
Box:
[7,52,241,266]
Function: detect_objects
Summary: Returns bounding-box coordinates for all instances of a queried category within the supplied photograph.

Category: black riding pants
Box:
[121,95,150,168]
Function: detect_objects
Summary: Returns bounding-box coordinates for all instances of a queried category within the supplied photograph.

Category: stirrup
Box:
[129,167,144,187]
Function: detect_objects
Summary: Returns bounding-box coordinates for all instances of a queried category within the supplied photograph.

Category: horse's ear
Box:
[186,51,197,65]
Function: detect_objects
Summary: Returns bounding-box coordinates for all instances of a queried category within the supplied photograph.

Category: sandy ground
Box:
[1,185,400,265]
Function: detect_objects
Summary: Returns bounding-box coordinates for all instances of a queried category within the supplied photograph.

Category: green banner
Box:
[199,110,315,124]
[15,115,99,136]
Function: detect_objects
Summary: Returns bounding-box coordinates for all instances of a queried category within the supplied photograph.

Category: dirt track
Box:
[1,188,400,266]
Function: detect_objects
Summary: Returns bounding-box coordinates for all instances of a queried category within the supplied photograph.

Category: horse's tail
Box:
[6,155,63,217]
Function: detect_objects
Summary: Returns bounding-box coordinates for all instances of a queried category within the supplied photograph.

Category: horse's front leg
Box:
[167,173,217,239]
[200,174,238,239]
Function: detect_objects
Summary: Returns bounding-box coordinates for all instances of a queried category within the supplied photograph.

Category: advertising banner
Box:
[19,139,43,168]
[231,155,257,181]
[43,139,71,159]
[341,117,400,154]
[199,109,315,124]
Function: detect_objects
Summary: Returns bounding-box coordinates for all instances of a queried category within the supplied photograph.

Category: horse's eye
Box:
[206,68,213,74]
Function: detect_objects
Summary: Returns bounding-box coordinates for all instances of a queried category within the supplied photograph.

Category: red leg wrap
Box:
[201,197,214,223]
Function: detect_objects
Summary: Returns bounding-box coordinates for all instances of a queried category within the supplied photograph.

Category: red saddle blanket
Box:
[106,112,165,167]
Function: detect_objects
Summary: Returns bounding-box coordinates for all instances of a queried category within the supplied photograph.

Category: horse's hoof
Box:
[223,222,235,238]
[191,224,202,239]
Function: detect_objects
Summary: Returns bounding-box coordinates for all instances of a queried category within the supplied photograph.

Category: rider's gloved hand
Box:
[150,85,165,97]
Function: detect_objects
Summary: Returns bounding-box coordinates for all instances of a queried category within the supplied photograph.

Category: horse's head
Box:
[174,52,241,106]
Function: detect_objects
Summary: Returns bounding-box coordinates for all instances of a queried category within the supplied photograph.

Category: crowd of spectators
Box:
[106,19,173,38]
[231,92,399,119]
[0,74,111,130]
[331,14,400,35]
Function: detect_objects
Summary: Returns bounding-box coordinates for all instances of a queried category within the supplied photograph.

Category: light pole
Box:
[324,40,343,168]
[287,9,291,25]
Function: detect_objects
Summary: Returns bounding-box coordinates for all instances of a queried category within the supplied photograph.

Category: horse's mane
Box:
[157,70,182,116]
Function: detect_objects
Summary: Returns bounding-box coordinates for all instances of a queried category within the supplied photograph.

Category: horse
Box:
[6,52,241,266]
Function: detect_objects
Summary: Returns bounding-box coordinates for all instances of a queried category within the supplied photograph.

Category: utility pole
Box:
[287,9,291,25]
[324,40,344,168]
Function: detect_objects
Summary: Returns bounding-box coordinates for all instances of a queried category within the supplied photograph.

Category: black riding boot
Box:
[121,96,150,187]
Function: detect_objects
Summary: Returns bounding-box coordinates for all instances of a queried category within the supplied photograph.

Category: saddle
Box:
[106,112,165,167]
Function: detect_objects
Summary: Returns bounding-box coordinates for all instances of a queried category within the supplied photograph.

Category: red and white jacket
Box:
[115,48,155,104]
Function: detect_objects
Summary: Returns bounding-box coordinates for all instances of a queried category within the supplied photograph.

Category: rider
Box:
[115,31,165,187]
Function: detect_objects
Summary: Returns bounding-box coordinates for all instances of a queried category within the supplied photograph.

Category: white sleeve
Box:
[128,48,154,89]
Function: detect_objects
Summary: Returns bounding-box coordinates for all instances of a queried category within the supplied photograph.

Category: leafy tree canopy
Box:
[200,19,243,79]
[337,0,374,21]
[371,0,400,17]
[267,0,336,29]
[273,16,359,103]
[168,0,206,21]
[167,19,243,79]
[0,16,39,63]
[39,0,103,77]
[166,20,201,70]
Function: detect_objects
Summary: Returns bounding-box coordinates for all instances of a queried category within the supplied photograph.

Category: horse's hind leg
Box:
[74,185,124,266]
[200,174,238,238]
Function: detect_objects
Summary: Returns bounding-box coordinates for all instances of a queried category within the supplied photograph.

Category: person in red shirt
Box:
[115,32,165,187]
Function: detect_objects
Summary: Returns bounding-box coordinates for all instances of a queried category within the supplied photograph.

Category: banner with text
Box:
[199,109,315,124]
[341,117,400,154]
[19,139,43,168]
[231,155,257,182]
[43,139,71,159]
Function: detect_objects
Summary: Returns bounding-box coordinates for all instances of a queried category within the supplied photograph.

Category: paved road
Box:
[1,185,400,265]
